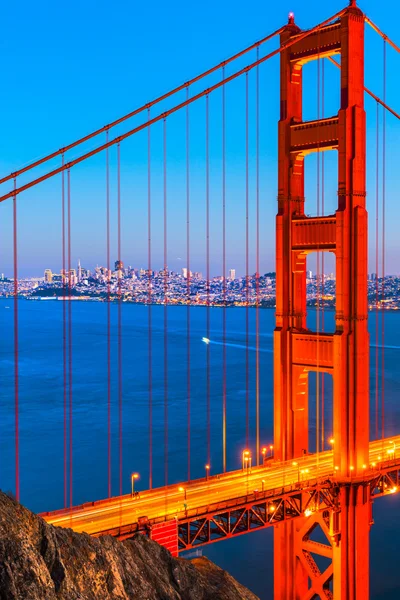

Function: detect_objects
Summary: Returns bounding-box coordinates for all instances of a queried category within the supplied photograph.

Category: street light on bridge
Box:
[131,473,139,497]
[388,440,396,459]
[179,486,187,500]
[205,464,210,480]
[242,450,251,471]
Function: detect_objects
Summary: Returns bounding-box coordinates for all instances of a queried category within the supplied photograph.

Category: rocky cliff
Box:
[0,491,258,600]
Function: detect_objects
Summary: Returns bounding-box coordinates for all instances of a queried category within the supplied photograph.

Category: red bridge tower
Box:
[274,2,370,597]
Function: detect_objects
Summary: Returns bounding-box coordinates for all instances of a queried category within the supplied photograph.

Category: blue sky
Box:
[0,0,399,277]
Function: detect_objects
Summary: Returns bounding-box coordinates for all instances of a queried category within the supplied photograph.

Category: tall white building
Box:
[229,269,236,280]
[44,269,53,283]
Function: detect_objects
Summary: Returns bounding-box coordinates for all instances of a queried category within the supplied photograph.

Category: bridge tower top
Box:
[274,2,368,473]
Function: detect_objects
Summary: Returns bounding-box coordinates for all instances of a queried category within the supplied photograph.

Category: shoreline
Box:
[0,297,398,312]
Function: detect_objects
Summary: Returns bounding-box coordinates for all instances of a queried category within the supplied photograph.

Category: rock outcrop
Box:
[0,491,258,600]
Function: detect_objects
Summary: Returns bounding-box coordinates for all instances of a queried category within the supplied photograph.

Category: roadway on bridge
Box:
[44,436,400,536]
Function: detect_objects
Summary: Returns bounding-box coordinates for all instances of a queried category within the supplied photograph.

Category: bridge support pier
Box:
[332,485,370,599]
[274,483,370,599]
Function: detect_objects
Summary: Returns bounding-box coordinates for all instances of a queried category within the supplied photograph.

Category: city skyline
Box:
[0,1,399,278]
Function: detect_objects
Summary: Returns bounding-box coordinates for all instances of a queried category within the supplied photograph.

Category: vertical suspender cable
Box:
[375,103,380,440]
[163,118,169,489]
[13,178,19,502]
[117,143,123,496]
[62,156,67,507]
[255,47,260,465]
[206,94,211,466]
[321,60,325,452]
[67,169,73,508]
[245,71,249,450]
[148,109,153,489]
[106,132,112,497]
[222,68,227,473]
[381,40,386,440]
[316,48,320,463]
[186,87,191,481]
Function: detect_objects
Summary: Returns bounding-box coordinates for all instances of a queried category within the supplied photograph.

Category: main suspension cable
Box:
[1,6,347,204]
[0,27,285,186]
[365,16,400,54]
[327,56,400,121]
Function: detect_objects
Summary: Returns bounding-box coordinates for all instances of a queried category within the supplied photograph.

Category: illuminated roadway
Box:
[43,436,400,536]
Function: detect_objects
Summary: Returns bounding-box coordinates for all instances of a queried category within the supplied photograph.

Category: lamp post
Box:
[300,468,308,481]
[179,486,187,500]
[242,449,251,471]
[292,461,300,483]
[131,473,139,497]
[205,464,210,480]
[261,447,267,463]
[269,444,274,457]
[262,479,265,492]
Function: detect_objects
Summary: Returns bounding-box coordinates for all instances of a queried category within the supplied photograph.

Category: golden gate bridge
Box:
[1,1,400,597]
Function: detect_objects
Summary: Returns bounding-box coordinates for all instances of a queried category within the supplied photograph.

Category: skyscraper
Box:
[115,260,124,271]
[44,269,53,283]
[228,269,236,280]
[77,259,82,283]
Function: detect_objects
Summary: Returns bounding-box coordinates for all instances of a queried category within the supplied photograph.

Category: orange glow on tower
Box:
[274,3,370,597]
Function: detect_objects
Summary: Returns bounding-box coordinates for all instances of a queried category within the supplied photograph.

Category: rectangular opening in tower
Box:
[306,251,336,334]
[301,57,340,124]
[303,150,338,218]
[307,371,333,455]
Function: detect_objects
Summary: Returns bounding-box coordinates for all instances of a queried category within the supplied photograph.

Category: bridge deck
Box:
[42,436,400,540]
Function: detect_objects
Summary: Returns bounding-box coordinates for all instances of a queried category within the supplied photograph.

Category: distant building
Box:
[193,272,202,279]
[44,269,53,283]
[77,259,82,282]
[229,269,236,280]
[307,270,313,279]
[182,268,188,279]
[115,260,124,271]
[69,269,77,286]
